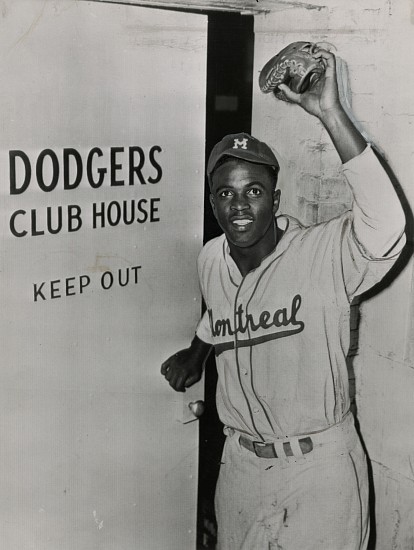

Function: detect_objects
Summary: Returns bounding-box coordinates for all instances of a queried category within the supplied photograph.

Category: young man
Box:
[161,49,406,549]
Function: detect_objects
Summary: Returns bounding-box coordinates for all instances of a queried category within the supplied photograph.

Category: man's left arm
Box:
[279,48,406,259]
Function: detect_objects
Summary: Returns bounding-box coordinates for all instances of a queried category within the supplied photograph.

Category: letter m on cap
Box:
[233,138,248,150]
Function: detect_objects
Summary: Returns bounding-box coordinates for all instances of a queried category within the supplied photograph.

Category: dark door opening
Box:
[197,12,254,549]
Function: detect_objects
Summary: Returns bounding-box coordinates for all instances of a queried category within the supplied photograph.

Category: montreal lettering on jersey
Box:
[208,294,304,341]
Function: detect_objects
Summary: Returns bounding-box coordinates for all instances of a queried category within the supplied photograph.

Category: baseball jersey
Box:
[196,145,405,440]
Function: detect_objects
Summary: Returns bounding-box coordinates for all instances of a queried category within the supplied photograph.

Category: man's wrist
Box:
[190,335,212,363]
[318,103,346,127]
[318,103,366,163]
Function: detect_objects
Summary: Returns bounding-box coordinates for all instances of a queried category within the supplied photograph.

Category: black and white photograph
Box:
[0,1,413,549]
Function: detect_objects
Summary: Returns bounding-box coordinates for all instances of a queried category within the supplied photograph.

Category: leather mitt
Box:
[259,41,325,102]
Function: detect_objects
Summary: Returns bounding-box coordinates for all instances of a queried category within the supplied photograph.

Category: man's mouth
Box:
[231,218,253,229]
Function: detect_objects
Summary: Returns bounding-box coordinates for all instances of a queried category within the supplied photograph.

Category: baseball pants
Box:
[215,413,369,550]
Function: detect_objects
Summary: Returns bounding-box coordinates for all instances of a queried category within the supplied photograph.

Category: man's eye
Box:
[247,188,261,196]
[219,190,233,198]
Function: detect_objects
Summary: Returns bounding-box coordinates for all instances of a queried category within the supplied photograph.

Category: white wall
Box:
[0,2,206,548]
[253,2,414,547]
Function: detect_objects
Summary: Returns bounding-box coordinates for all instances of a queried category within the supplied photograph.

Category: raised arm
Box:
[279,49,365,163]
[279,48,405,258]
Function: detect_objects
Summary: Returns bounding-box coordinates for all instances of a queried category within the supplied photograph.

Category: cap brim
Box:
[208,149,277,176]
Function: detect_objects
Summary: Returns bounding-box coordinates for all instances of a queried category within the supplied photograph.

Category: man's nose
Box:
[230,194,249,210]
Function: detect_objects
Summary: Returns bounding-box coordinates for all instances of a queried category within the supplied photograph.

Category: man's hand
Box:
[161,336,212,392]
[279,48,340,120]
[279,47,366,163]
[161,348,203,392]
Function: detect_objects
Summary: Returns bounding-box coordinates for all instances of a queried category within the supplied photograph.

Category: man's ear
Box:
[209,193,217,219]
[273,189,281,214]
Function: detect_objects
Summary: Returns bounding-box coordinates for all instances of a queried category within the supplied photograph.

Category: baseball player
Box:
[161,48,406,549]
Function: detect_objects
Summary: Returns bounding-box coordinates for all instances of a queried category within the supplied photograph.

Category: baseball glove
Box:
[259,41,326,102]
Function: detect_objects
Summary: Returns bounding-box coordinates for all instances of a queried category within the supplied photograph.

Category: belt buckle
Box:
[253,441,277,459]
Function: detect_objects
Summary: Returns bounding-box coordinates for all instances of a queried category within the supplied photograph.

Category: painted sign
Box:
[0,2,206,548]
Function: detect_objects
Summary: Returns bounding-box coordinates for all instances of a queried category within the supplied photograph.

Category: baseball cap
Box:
[207,132,280,185]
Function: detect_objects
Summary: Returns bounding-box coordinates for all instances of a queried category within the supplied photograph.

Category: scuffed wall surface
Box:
[253,2,414,548]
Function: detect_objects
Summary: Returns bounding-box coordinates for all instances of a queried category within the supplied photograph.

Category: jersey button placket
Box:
[234,284,269,438]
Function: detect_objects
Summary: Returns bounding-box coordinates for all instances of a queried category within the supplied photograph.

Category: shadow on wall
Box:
[361,146,414,302]
[346,146,413,550]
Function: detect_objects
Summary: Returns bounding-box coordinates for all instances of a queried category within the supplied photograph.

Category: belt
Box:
[237,412,354,459]
[239,434,313,459]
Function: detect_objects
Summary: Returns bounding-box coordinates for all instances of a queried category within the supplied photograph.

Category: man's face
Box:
[210,159,280,250]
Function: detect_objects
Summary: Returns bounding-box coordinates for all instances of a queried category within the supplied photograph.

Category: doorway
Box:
[198,11,254,549]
